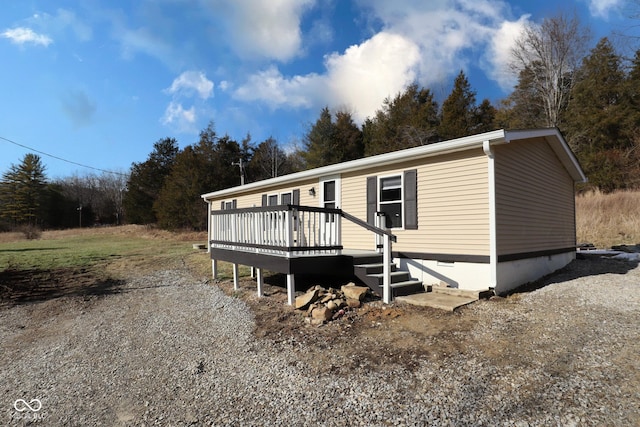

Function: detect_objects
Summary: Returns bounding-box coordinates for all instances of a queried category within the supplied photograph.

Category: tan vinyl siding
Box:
[495,137,576,255]
[208,178,318,211]
[341,149,490,255]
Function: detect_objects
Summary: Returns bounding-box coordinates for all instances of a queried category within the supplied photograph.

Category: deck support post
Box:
[256,268,264,297]
[250,266,256,278]
[211,259,218,279]
[382,233,392,304]
[233,263,239,291]
[286,273,295,305]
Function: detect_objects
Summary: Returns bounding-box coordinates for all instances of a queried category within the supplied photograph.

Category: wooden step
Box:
[368,271,412,285]
[380,279,424,297]
[354,262,397,274]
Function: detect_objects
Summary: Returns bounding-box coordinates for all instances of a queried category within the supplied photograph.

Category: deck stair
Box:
[351,254,424,298]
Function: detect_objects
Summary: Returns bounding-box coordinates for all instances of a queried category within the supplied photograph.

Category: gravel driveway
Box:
[2,255,639,426]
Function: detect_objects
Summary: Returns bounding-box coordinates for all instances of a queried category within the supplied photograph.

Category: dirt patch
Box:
[214,275,484,373]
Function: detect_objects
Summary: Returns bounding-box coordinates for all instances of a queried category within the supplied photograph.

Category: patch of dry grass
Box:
[576,190,640,248]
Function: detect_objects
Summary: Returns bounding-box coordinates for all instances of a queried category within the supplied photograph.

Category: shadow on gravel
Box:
[507,254,640,296]
[0,268,126,307]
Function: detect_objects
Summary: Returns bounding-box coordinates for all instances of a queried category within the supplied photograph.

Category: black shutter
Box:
[404,169,418,230]
[261,194,267,207]
[232,199,237,209]
[366,176,377,225]
[292,189,300,206]
[220,201,225,210]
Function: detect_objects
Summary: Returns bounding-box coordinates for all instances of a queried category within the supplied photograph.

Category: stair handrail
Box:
[339,209,395,304]
[340,210,397,242]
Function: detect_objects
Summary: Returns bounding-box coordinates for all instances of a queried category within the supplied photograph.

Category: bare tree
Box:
[511,12,591,127]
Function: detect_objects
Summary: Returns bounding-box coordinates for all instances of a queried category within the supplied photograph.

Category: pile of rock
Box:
[295,283,371,325]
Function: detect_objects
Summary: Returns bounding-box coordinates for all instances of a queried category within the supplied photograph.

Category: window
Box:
[221,200,236,210]
[281,192,292,205]
[267,194,278,206]
[379,175,402,228]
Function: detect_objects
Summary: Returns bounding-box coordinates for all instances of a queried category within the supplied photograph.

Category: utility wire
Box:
[0,135,128,176]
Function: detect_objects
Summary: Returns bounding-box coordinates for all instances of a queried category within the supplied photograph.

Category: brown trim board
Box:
[393,252,490,263]
[394,247,575,264]
[497,247,575,262]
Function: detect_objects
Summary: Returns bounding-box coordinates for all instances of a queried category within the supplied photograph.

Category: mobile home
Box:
[201,128,586,304]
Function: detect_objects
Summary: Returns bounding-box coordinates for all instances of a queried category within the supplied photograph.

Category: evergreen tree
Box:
[496,65,548,129]
[439,71,478,139]
[333,111,364,161]
[0,153,47,226]
[363,84,439,156]
[155,123,242,230]
[303,107,337,168]
[474,99,498,133]
[124,137,178,224]
[565,37,629,191]
[303,107,363,168]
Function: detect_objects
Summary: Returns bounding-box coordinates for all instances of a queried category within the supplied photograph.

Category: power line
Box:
[0,135,128,176]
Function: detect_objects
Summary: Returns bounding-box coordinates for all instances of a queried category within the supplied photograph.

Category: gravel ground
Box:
[1,256,639,426]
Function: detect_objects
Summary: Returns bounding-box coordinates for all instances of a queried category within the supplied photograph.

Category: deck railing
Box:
[210,205,343,256]
[209,204,397,303]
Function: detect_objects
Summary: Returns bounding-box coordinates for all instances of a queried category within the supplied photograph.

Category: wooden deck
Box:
[208,205,399,304]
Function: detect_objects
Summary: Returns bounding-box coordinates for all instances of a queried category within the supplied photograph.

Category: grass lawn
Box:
[0,225,249,281]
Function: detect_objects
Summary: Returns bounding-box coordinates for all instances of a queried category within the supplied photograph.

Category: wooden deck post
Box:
[382,233,391,304]
[233,263,239,291]
[286,273,295,305]
[256,268,264,297]
[211,259,218,279]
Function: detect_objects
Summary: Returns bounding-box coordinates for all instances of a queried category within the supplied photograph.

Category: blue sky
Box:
[0,0,635,179]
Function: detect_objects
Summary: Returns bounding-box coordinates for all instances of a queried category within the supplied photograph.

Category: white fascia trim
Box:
[202,129,508,200]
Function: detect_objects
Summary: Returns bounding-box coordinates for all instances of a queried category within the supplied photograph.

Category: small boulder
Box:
[320,294,335,304]
[311,306,333,322]
[346,298,361,308]
[295,289,319,310]
[326,300,338,311]
[341,285,369,301]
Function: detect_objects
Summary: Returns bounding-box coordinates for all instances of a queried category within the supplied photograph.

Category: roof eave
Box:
[202,129,507,200]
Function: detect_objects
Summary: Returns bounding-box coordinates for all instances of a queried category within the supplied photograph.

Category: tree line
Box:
[2,12,639,232]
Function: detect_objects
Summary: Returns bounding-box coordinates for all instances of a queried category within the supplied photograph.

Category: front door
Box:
[319,175,340,244]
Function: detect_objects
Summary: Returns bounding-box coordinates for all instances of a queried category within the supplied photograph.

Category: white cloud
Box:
[117,26,172,62]
[165,71,214,100]
[234,1,527,121]
[324,32,420,122]
[1,27,52,46]
[161,101,197,132]
[234,66,319,108]
[31,9,92,42]
[585,0,624,18]
[234,32,420,123]
[484,16,530,91]
[205,0,314,61]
